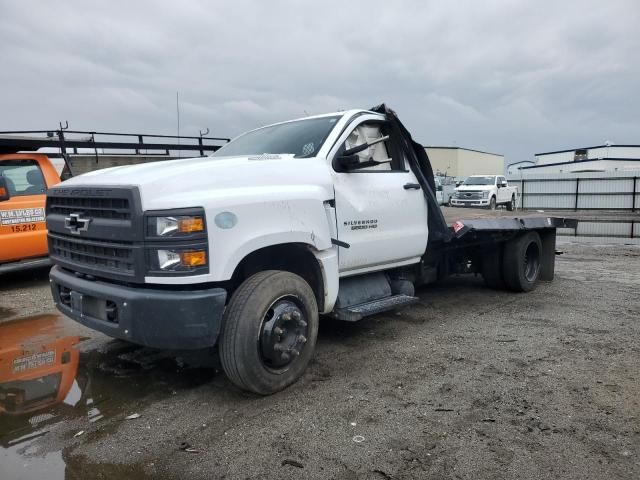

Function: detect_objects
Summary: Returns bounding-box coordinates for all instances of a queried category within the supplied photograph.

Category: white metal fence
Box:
[507,171,640,211]
[557,220,640,240]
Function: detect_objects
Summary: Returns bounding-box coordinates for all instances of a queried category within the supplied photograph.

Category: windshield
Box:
[463,176,495,186]
[213,116,341,158]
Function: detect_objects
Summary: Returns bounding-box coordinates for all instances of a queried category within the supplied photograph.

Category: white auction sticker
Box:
[0,207,46,225]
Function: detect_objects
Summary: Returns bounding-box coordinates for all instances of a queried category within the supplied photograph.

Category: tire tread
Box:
[219,270,282,391]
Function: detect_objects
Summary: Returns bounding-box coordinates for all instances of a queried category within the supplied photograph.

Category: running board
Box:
[333,294,419,322]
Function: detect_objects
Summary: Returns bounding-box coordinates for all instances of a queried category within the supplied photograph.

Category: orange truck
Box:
[0,153,61,274]
[0,314,80,416]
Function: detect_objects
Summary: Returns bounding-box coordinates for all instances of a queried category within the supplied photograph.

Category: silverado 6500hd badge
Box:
[344,219,378,231]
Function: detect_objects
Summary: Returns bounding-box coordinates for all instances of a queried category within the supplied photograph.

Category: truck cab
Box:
[0,153,60,273]
[46,106,568,395]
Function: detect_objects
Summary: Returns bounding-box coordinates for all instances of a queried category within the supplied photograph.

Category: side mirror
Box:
[500,181,508,187]
[336,154,362,171]
[0,176,10,202]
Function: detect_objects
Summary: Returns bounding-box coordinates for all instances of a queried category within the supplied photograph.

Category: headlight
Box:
[158,249,207,270]
[147,246,208,273]
[483,191,489,198]
[146,209,206,239]
[144,208,208,275]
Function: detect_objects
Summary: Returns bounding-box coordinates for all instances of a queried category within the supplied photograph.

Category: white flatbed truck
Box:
[46,105,574,394]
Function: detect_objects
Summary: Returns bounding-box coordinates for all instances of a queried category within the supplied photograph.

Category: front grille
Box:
[458,191,483,199]
[48,196,131,220]
[49,233,135,276]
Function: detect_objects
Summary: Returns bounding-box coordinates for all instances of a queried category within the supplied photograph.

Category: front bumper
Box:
[0,256,51,275]
[450,198,489,207]
[50,266,226,350]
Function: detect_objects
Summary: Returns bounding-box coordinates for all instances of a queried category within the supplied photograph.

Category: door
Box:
[496,176,509,203]
[0,158,49,263]
[329,117,429,275]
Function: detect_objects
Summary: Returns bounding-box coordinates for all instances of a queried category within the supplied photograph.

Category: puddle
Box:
[0,313,218,479]
[0,306,16,322]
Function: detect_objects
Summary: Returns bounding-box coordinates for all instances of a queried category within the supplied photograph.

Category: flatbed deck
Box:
[441,206,639,224]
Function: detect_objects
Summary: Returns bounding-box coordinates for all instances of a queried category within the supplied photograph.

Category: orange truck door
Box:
[0,154,61,264]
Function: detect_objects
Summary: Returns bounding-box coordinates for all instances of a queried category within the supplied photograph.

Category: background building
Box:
[506,160,536,175]
[517,144,640,174]
[425,146,504,178]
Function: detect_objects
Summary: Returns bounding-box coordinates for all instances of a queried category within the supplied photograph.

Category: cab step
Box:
[333,294,419,322]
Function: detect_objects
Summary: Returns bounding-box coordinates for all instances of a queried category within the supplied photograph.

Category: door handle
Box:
[403,183,421,190]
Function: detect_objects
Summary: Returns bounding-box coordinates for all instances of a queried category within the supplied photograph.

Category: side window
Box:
[0,160,47,196]
[498,176,506,185]
[338,122,404,172]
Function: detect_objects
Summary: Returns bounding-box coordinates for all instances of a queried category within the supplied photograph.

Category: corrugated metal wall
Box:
[557,221,640,241]
[507,171,639,211]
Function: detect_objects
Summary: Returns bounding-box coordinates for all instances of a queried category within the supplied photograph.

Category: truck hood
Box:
[58,154,334,210]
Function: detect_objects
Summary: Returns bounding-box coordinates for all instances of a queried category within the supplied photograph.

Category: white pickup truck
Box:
[451,175,518,210]
[46,105,572,394]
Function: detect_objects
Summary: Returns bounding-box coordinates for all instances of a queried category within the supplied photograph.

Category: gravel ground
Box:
[1,238,638,480]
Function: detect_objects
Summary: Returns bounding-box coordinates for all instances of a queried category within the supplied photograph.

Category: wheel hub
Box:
[260,299,308,368]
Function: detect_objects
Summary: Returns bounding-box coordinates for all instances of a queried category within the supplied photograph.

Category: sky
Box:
[1,0,639,164]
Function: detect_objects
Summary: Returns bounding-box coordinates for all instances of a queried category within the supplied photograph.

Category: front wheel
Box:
[489,196,496,210]
[219,271,319,395]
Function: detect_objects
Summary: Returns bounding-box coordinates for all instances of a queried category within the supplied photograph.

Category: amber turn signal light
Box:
[178,216,204,233]
[180,250,207,267]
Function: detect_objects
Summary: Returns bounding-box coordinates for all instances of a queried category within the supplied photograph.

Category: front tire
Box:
[219,271,319,395]
[502,232,542,292]
[489,196,497,210]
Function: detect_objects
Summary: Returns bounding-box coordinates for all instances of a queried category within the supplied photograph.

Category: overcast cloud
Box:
[1,0,638,163]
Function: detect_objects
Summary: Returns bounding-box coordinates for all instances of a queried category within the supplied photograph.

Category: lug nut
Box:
[297,335,307,344]
[281,352,291,362]
[292,310,301,320]
[281,312,292,321]
[273,327,285,336]
[289,348,300,357]
[297,319,308,328]
[274,343,286,352]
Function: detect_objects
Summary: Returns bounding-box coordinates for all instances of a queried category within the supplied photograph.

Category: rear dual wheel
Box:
[482,232,542,292]
[219,270,318,395]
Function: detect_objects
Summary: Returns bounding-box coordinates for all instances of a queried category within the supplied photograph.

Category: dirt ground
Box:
[1,236,638,480]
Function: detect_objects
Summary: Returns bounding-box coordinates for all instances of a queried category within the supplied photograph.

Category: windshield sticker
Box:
[302,142,315,155]
[344,219,378,231]
[1,207,46,225]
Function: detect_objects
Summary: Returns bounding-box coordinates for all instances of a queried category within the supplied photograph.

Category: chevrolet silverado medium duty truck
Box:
[46,105,573,394]
[451,175,518,210]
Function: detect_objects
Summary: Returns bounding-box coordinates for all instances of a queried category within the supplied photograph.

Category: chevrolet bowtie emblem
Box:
[64,213,91,235]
